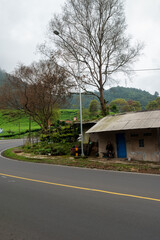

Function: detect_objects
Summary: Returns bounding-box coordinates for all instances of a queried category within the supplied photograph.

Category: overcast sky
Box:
[0,0,160,94]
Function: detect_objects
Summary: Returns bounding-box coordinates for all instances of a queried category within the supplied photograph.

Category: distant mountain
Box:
[65,86,158,109]
[104,86,158,109]
[0,69,8,86]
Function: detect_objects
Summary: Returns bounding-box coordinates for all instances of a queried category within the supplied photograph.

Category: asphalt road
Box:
[0,139,160,240]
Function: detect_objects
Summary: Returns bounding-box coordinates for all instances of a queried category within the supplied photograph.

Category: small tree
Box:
[89,99,100,116]
[109,98,128,113]
[146,97,160,110]
[127,100,141,111]
[110,98,142,113]
[110,104,119,113]
[0,58,73,132]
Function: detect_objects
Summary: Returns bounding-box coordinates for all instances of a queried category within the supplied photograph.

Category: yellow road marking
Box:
[0,172,160,202]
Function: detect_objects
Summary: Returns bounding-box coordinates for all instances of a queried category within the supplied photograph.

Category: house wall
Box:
[126,129,159,162]
[89,128,160,162]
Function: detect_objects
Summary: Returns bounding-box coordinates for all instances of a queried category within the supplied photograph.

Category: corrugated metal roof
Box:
[86,110,160,133]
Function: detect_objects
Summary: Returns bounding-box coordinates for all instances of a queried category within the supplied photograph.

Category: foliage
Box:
[110,104,119,113]
[146,97,160,110]
[127,100,141,111]
[89,100,100,116]
[109,98,142,113]
[23,142,73,156]
[109,98,128,112]
[23,121,80,156]
[40,122,80,143]
[48,108,60,127]
[106,86,154,109]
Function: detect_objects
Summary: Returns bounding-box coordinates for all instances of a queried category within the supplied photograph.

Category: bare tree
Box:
[48,0,143,116]
[0,58,72,132]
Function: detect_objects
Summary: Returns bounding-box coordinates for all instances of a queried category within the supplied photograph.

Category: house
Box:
[86,110,160,162]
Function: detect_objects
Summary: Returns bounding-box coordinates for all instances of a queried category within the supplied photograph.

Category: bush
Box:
[23,142,73,156]
[40,124,79,143]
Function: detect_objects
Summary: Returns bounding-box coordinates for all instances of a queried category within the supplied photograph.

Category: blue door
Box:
[116,133,127,158]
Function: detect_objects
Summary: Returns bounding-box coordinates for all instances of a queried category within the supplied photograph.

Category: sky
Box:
[0,0,160,95]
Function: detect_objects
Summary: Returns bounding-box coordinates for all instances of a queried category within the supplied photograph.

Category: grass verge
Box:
[3,147,160,174]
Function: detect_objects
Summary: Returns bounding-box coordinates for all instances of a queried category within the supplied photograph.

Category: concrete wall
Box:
[89,128,160,162]
[126,129,159,162]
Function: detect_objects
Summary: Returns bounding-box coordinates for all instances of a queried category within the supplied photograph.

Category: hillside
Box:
[0,109,80,138]
[0,69,157,110]
[65,86,158,109]
[0,68,8,86]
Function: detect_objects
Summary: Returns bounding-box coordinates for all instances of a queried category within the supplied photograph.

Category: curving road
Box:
[0,139,160,240]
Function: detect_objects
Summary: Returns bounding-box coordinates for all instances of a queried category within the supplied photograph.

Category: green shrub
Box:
[23,142,73,156]
[40,124,79,143]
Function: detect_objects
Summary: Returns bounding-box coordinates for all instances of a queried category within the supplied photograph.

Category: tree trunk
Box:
[99,87,107,116]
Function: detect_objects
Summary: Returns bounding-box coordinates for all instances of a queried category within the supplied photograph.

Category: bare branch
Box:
[47,0,143,115]
[0,58,73,132]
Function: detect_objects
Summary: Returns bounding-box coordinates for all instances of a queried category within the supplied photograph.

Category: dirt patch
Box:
[16,152,75,161]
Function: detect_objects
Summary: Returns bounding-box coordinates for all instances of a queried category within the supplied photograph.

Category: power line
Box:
[126,68,160,72]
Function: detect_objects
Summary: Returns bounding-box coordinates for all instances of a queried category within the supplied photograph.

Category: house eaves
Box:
[86,110,160,133]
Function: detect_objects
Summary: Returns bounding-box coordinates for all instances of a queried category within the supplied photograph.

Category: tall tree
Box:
[0,58,72,132]
[48,0,142,116]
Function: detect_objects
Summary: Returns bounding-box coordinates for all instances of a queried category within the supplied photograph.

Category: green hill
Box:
[65,86,158,109]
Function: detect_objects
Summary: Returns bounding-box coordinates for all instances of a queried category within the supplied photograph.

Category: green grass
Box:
[60,109,102,121]
[0,108,101,139]
[0,110,40,138]
[60,109,79,121]
[0,109,80,138]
